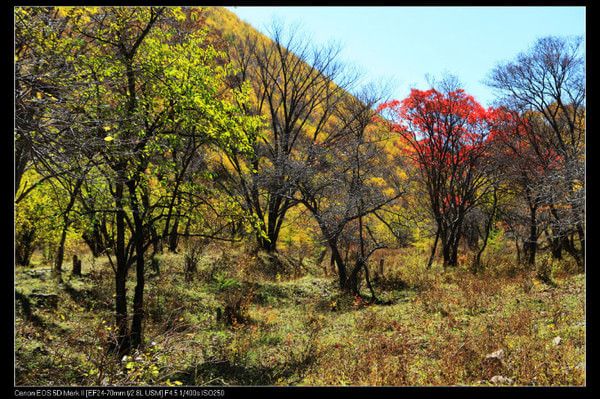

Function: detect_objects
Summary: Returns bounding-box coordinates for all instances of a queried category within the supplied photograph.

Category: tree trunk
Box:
[362,259,378,302]
[576,224,585,271]
[562,233,583,271]
[128,181,146,349]
[130,258,145,348]
[114,179,130,355]
[53,229,68,281]
[260,236,277,252]
[442,231,459,268]
[72,255,82,276]
[114,265,129,355]
[150,226,162,256]
[328,240,346,290]
[549,236,562,260]
[527,205,538,268]
[83,220,107,257]
[168,217,179,253]
[257,224,279,253]
[442,241,451,269]
[427,227,440,269]
[53,177,84,280]
[345,264,361,294]
[449,244,459,267]
[256,198,291,253]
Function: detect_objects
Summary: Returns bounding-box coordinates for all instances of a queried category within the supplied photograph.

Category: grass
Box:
[15,244,585,386]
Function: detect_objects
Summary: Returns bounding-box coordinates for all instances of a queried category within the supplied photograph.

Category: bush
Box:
[213,274,254,326]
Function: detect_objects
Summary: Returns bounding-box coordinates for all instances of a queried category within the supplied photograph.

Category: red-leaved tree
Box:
[487,106,568,269]
[378,87,497,267]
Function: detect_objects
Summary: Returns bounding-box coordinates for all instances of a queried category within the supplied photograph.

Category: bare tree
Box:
[487,36,585,269]
[294,84,405,295]
[218,21,358,253]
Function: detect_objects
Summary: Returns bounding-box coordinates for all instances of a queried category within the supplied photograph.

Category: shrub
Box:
[213,274,254,326]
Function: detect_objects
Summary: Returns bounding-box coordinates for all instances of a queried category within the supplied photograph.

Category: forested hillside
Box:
[14,6,585,386]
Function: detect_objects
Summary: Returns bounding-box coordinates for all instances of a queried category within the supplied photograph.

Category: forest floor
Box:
[15,244,585,386]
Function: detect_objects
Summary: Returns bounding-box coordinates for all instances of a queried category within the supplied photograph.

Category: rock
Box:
[490,375,514,384]
[26,269,52,280]
[482,349,506,379]
[552,336,562,346]
[486,349,505,360]
[29,293,59,309]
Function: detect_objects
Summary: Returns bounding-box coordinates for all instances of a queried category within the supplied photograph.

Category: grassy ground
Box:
[15,244,585,386]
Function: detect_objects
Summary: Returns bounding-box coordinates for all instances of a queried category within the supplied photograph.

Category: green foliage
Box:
[213,273,241,292]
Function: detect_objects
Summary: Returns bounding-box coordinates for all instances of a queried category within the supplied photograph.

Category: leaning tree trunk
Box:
[427,226,440,269]
[53,178,84,280]
[328,239,347,290]
[562,233,583,271]
[362,260,377,302]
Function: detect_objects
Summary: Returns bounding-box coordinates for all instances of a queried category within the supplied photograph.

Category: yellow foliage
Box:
[366,177,387,187]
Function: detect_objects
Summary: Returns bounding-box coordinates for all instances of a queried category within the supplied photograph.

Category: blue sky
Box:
[227,6,585,108]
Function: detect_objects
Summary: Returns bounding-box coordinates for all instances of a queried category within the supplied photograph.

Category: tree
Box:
[17,6,257,353]
[295,85,406,295]
[15,170,61,267]
[487,108,560,268]
[378,80,496,268]
[217,21,357,253]
[487,36,585,269]
[15,8,96,278]
[14,7,81,200]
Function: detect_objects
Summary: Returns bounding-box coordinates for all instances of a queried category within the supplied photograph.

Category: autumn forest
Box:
[14,7,585,387]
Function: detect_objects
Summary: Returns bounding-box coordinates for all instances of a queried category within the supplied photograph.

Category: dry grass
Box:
[15,245,585,386]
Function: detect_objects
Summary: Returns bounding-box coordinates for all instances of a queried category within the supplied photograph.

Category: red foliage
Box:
[377,88,565,218]
[378,88,503,216]
[486,106,563,177]
[378,88,496,172]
